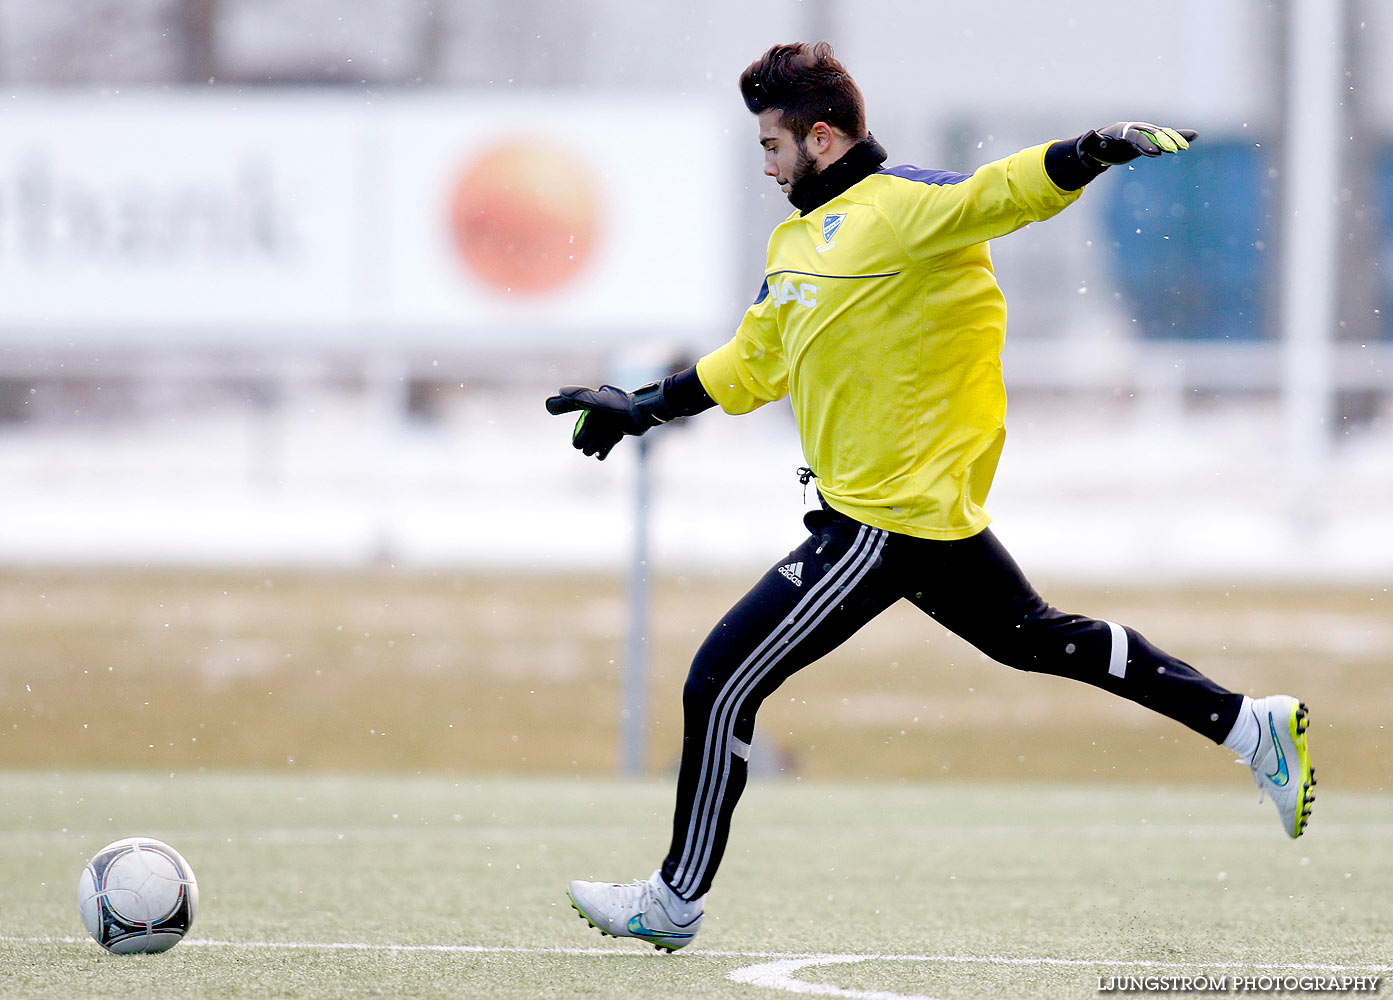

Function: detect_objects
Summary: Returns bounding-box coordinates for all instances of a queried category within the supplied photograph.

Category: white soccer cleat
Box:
[567,870,703,952]
[1245,695,1316,838]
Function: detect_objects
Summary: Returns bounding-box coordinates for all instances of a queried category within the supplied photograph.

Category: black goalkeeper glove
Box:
[1077,122,1197,167]
[546,382,676,460]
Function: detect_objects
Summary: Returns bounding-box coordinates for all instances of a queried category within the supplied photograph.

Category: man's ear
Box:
[807,121,835,154]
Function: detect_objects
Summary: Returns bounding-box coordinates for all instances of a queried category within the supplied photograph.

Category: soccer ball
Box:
[77,837,199,954]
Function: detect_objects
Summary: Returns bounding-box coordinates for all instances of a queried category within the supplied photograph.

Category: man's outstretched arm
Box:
[887,122,1196,261]
[546,366,716,461]
[1045,121,1198,191]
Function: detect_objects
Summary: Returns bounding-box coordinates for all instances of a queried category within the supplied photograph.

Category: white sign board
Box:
[0,95,361,333]
[0,92,734,348]
[372,96,734,345]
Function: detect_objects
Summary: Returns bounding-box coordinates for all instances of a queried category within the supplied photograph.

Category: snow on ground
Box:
[1,383,1389,583]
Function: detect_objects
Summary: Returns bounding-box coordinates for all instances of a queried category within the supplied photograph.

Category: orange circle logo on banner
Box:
[449,141,602,295]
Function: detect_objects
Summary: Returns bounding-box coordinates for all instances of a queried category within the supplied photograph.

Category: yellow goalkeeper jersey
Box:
[696,141,1084,540]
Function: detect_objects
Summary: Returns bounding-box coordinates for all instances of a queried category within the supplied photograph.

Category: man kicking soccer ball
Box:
[550,41,1315,952]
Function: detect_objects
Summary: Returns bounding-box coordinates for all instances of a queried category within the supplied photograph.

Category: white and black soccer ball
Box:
[77,837,199,954]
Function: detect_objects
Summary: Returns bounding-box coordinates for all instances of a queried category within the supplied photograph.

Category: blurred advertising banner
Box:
[0,93,733,349]
[374,97,734,344]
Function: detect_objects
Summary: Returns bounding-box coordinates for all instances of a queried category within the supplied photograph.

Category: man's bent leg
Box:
[663,510,900,900]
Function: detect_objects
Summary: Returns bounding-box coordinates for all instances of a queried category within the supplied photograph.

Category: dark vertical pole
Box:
[801,0,837,45]
[181,0,218,84]
[418,0,445,84]
[1334,0,1381,426]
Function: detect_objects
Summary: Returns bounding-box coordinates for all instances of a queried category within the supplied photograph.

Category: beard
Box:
[784,143,819,204]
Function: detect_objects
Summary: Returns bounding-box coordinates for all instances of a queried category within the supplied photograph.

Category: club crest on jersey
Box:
[817,213,846,253]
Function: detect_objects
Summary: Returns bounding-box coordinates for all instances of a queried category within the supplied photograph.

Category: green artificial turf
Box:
[0,772,1387,999]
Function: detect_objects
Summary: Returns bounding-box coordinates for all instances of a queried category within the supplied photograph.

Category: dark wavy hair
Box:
[739,41,867,140]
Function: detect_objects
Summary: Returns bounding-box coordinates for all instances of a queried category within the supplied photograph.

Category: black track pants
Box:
[661,507,1244,901]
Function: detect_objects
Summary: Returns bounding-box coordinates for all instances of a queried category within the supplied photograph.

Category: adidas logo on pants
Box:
[777,562,803,586]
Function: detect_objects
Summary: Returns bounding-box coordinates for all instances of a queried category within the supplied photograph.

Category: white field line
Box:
[2,935,1388,972]
[5,936,1388,1000]
[729,955,1391,1000]
[731,956,949,1000]
[3,822,1393,845]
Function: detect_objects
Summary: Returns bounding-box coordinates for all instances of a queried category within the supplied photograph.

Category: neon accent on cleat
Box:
[1244,695,1314,839]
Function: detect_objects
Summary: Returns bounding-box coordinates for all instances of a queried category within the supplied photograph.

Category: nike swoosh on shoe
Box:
[1265,711,1290,786]
[626,915,694,941]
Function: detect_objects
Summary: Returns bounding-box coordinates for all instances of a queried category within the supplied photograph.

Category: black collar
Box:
[788,135,888,215]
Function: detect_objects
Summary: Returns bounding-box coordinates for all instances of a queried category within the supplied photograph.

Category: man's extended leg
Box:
[901,527,1241,737]
[900,527,1313,835]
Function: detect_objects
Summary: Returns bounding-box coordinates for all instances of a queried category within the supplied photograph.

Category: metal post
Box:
[621,433,652,775]
[1279,0,1344,524]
